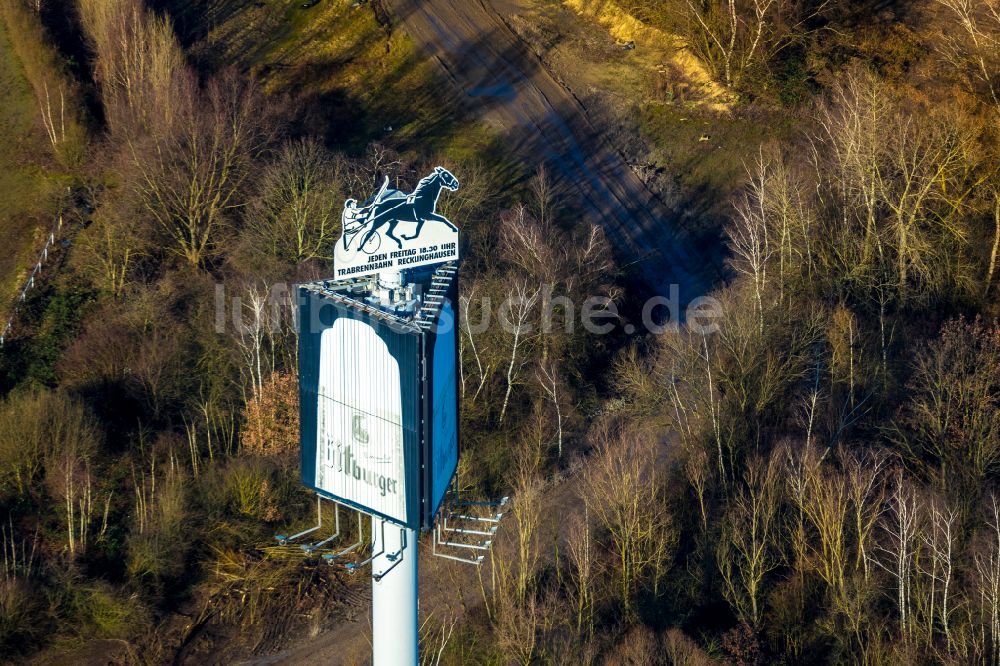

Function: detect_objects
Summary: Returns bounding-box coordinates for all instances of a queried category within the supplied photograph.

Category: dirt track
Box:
[387,0,720,300]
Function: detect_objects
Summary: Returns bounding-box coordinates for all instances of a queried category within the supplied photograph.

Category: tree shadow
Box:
[383,5,725,300]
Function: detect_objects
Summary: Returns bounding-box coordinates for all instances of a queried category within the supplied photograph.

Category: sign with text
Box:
[335,167,460,279]
[314,317,410,523]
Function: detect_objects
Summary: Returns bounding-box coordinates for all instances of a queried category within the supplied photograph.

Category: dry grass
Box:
[556,0,730,110]
[192,546,352,657]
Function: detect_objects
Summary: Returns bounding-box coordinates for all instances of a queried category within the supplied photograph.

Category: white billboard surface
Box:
[335,167,460,279]
[316,318,408,523]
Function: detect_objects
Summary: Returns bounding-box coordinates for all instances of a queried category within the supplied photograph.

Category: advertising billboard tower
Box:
[295,168,467,665]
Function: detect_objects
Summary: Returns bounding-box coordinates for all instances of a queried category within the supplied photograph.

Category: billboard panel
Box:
[427,301,458,520]
[334,167,460,279]
[315,319,408,523]
[299,267,459,531]
[299,289,421,528]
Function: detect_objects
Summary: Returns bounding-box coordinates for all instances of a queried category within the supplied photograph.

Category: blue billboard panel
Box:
[428,301,458,519]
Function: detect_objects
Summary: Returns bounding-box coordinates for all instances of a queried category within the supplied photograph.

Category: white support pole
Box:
[371,518,418,666]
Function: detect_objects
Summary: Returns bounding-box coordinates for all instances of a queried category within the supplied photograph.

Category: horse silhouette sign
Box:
[335,167,460,279]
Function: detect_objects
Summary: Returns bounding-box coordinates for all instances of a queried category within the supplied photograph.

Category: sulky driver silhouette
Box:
[342,166,460,254]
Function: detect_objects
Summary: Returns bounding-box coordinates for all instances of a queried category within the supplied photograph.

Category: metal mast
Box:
[371,518,418,665]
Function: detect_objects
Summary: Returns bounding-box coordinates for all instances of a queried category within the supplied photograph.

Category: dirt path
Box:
[241,539,483,666]
[387,0,721,301]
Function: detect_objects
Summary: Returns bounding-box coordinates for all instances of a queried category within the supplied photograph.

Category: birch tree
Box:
[872,469,922,642]
[920,497,961,652]
[975,495,1000,666]
[728,173,773,335]
[498,280,541,424]
[535,361,565,458]
[717,451,783,627]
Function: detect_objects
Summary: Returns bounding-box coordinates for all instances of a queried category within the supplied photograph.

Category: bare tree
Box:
[809,70,984,304]
[498,279,541,424]
[434,158,502,230]
[78,0,185,136]
[920,496,962,652]
[891,317,1000,491]
[458,281,495,404]
[530,165,557,227]
[128,73,273,267]
[231,282,292,403]
[243,138,344,268]
[584,427,675,616]
[872,469,922,642]
[679,0,823,88]
[564,508,595,641]
[975,495,1000,665]
[481,449,548,665]
[728,167,773,335]
[799,455,849,597]
[934,0,1000,112]
[535,361,565,458]
[510,452,545,607]
[987,186,1000,297]
[685,446,711,534]
[842,448,888,582]
[717,451,783,627]
[76,203,148,298]
[499,204,563,287]
[0,391,100,556]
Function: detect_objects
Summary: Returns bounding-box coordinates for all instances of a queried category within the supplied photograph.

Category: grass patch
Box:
[639,102,798,228]
[0,19,62,317]
[165,0,503,159]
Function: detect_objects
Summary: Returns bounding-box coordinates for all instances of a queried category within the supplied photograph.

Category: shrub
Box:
[73,582,147,639]
[0,578,45,655]
[198,459,282,524]
[240,372,299,459]
[0,389,100,499]
[225,459,280,521]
